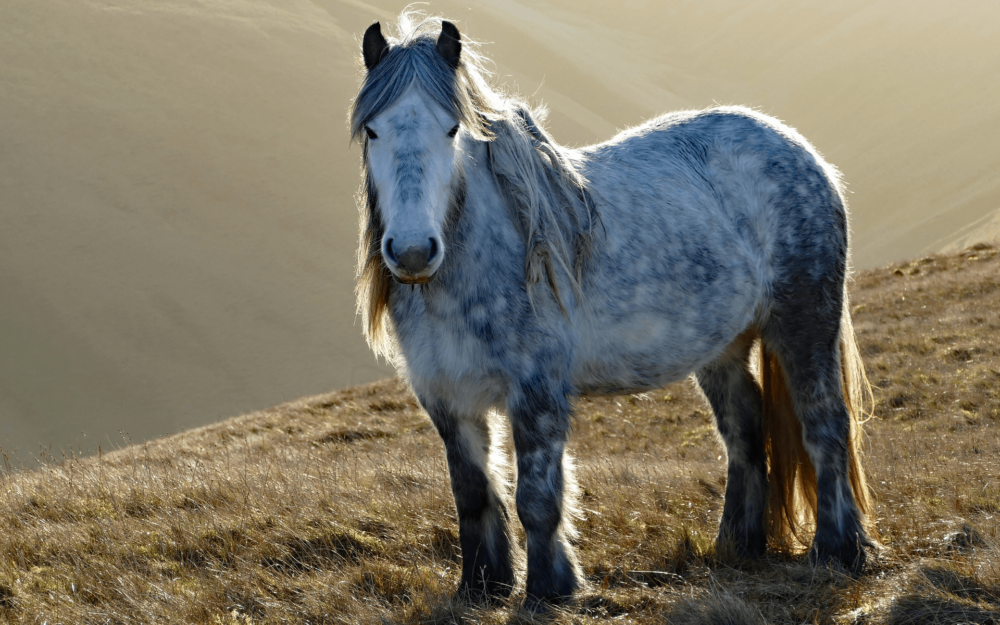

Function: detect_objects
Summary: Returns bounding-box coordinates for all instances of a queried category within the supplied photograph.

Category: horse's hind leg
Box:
[425,404,515,600]
[696,331,768,558]
[509,379,580,606]
[764,288,871,572]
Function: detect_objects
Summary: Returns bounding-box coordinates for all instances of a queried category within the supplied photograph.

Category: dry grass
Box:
[2,244,999,624]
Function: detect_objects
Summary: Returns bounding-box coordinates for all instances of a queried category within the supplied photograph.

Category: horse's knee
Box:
[515,453,564,525]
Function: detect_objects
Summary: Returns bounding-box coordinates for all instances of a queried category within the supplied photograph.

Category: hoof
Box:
[523,572,579,612]
[809,534,869,575]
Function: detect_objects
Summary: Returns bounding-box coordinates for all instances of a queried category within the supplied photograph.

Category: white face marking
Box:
[365,85,461,283]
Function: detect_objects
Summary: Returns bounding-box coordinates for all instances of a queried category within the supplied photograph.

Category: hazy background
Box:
[2,0,998,462]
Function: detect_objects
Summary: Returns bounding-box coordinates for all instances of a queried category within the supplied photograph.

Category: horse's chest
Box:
[391,286,525,384]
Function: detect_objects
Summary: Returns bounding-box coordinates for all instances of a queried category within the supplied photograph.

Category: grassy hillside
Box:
[1,244,999,624]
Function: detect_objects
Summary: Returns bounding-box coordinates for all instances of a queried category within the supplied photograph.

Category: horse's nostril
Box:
[384,238,398,263]
[427,238,439,263]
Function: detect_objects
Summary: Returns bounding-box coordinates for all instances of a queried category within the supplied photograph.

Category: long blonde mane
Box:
[350,13,598,359]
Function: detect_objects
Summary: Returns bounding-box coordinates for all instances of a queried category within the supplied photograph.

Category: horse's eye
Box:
[447,124,459,138]
[365,126,378,140]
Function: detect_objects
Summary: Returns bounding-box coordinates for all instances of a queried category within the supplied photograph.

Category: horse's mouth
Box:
[393,273,434,285]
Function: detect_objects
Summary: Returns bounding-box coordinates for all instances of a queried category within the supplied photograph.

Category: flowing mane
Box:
[350,13,598,358]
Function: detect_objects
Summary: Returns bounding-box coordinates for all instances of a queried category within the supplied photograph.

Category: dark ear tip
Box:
[363,21,389,71]
[436,20,461,68]
[441,20,460,39]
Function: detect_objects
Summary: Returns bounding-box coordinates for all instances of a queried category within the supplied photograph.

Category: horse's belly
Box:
[572,324,690,393]
[572,317,708,393]
[572,270,761,395]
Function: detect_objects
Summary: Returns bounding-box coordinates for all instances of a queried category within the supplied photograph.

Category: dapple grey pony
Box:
[349,14,874,606]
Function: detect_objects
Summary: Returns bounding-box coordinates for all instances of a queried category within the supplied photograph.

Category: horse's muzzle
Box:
[384,236,440,283]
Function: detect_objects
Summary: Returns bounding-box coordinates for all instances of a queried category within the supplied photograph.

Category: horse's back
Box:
[582,106,846,265]
[570,107,847,394]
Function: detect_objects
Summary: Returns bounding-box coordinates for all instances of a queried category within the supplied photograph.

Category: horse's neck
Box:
[445,141,520,274]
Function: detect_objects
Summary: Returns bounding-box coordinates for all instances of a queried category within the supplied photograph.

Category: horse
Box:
[349,13,875,606]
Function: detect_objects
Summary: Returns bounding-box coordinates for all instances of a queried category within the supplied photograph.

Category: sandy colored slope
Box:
[2,0,999,458]
[0,0,389,458]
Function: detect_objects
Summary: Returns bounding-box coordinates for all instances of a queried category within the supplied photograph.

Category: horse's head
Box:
[358,21,466,285]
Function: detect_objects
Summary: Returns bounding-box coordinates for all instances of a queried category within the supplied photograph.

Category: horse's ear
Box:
[436,21,461,69]
[363,22,388,71]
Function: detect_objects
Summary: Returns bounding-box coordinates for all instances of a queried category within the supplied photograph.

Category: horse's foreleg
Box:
[426,406,514,600]
[509,382,580,606]
[696,333,768,558]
